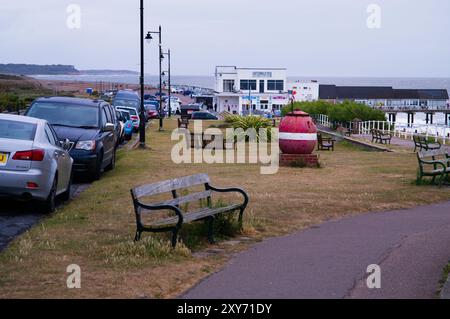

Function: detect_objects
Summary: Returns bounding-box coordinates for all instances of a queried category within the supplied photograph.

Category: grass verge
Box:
[1,119,450,298]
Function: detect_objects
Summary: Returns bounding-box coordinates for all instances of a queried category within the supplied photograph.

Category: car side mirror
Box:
[60,138,71,150]
[103,123,115,132]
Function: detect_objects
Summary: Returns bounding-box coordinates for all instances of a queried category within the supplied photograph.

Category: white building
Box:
[288,81,320,102]
[214,66,290,115]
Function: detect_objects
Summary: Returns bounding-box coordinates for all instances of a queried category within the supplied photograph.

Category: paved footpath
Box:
[183,201,450,299]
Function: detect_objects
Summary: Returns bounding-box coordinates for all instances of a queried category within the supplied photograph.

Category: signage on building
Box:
[252,72,273,78]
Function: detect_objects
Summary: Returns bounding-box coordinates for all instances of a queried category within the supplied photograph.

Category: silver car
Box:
[0,114,73,213]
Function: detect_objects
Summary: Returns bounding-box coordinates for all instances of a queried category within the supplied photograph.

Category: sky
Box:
[1,0,449,77]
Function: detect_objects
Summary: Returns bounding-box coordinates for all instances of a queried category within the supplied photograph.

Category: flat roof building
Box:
[214,66,290,115]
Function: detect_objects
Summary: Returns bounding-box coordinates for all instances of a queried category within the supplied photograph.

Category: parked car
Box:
[112,97,147,122]
[191,111,219,120]
[144,94,157,100]
[117,110,133,140]
[144,101,159,119]
[155,92,167,97]
[116,106,140,132]
[0,114,73,213]
[115,90,139,100]
[25,97,117,181]
[115,110,126,144]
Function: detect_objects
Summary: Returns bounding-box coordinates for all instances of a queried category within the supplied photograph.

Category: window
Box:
[223,80,235,92]
[103,107,112,124]
[267,80,284,91]
[0,119,36,141]
[240,80,257,91]
[45,124,57,146]
[27,102,99,128]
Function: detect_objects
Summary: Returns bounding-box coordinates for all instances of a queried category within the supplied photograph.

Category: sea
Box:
[32,74,450,127]
[31,74,450,93]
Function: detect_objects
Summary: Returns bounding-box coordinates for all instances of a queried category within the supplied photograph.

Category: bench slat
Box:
[142,190,212,209]
[132,174,210,198]
[418,150,449,159]
[146,204,242,229]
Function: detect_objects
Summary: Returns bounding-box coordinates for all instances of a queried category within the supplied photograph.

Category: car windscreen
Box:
[27,102,99,128]
[117,107,137,116]
[113,99,139,109]
[120,111,130,120]
[0,119,37,141]
[144,104,157,110]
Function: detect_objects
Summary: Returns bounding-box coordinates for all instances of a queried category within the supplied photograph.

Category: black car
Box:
[25,97,118,180]
[191,111,218,120]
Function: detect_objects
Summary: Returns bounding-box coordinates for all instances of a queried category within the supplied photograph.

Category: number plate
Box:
[0,152,8,166]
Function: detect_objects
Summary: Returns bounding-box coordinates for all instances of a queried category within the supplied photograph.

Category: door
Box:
[45,124,70,194]
[101,106,115,166]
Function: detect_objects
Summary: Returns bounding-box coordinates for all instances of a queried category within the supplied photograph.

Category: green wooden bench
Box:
[130,174,249,248]
[317,133,335,151]
[413,135,441,152]
[371,129,391,144]
[417,150,450,187]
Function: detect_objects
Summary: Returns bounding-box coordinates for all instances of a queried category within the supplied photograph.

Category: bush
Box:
[281,100,386,122]
[0,93,25,113]
[223,114,273,142]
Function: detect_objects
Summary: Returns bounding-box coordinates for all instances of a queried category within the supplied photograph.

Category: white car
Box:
[115,106,140,132]
[0,114,73,213]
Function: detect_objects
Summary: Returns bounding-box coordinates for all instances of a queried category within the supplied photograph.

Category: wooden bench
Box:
[371,129,392,144]
[413,135,441,152]
[317,133,335,151]
[178,117,189,129]
[417,150,450,187]
[189,132,237,150]
[130,174,249,248]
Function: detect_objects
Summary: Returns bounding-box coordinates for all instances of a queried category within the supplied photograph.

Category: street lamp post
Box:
[146,26,164,131]
[162,49,171,117]
[139,0,146,148]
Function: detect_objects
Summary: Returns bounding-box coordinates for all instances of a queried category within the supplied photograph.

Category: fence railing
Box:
[314,114,450,145]
[315,114,331,127]
[358,120,450,145]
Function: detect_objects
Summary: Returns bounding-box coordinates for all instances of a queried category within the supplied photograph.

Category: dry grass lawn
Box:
[0,118,449,298]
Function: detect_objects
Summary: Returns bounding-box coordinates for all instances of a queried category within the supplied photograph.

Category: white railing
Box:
[358,120,450,145]
[316,114,331,127]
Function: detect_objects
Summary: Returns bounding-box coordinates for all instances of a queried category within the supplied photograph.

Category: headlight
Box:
[75,140,96,151]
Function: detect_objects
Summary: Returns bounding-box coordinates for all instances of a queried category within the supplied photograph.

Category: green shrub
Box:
[224,114,273,142]
[281,100,386,122]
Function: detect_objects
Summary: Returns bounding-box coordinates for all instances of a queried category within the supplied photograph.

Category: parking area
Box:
[0,182,90,251]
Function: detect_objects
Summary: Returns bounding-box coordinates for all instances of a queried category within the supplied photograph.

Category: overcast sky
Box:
[1,0,449,77]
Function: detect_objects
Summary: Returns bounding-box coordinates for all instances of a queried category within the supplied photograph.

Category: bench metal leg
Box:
[171,229,179,248]
[207,216,215,244]
[134,230,142,242]
[238,208,245,230]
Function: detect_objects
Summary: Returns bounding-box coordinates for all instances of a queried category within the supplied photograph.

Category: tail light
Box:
[131,115,139,121]
[13,149,45,161]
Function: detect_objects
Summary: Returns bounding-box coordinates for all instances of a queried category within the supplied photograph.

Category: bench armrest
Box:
[419,159,447,170]
[206,184,249,208]
[131,191,184,228]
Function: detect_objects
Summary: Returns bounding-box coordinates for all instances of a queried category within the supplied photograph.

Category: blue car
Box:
[118,110,134,140]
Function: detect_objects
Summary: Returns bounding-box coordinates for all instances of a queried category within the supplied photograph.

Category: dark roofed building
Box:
[335,86,394,99]
[318,85,337,99]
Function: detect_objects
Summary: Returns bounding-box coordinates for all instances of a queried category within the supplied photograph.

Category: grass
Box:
[1,118,450,298]
[437,261,450,297]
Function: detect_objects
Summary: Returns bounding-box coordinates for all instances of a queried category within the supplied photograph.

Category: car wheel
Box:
[41,177,57,214]
[105,150,116,171]
[61,171,72,202]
